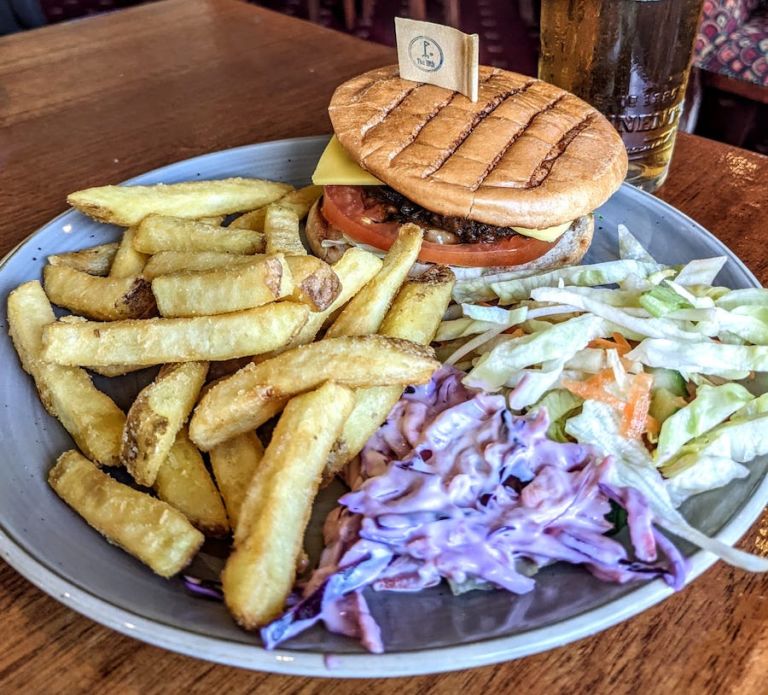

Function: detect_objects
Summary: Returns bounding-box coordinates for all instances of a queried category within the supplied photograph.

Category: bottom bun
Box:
[305,199,594,277]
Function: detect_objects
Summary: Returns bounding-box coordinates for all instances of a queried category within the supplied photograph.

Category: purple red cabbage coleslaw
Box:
[259,367,688,652]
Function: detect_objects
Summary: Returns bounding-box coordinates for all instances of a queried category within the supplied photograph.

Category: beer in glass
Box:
[539,0,705,192]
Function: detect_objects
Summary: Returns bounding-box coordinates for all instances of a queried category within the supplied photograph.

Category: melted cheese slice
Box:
[510,220,572,242]
[312,136,382,186]
[312,136,572,242]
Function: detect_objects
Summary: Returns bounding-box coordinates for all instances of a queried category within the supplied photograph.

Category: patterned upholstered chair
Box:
[694,0,768,87]
[690,0,766,152]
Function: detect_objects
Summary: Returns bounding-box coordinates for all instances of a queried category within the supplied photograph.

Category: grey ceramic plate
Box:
[1,136,767,678]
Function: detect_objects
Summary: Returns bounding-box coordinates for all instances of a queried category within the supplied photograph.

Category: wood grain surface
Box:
[1,1,767,693]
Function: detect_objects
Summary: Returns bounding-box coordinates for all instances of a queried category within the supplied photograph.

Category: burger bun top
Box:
[329,65,627,230]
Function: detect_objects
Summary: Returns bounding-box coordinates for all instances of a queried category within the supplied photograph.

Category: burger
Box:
[307,65,627,276]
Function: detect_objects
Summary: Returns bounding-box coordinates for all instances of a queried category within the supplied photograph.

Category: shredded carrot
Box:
[587,333,632,356]
[620,357,636,371]
[562,355,655,440]
[561,377,624,410]
[588,338,617,351]
[645,414,660,437]
[621,373,654,439]
[503,327,525,337]
[590,369,617,389]
[611,332,632,355]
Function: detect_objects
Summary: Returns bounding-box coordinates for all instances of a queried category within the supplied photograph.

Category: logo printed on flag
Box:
[408,36,444,72]
[395,18,479,102]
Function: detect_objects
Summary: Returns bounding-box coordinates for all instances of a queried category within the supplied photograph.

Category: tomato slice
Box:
[321,186,555,267]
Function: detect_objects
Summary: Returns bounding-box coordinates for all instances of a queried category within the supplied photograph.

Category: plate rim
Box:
[1,135,766,678]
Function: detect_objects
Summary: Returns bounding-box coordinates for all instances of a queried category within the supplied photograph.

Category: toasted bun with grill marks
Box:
[329,65,627,230]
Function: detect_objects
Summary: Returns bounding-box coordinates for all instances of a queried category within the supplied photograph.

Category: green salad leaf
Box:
[665,457,749,507]
[628,339,768,376]
[465,314,608,391]
[435,317,499,341]
[618,224,656,263]
[716,288,768,310]
[655,383,754,464]
[490,260,661,305]
[532,389,583,442]
[732,392,768,420]
[674,257,727,286]
[639,284,692,317]
[565,400,768,572]
[530,287,703,340]
[506,359,567,410]
[661,412,768,477]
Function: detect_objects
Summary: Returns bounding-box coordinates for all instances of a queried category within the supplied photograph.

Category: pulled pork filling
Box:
[362,187,536,244]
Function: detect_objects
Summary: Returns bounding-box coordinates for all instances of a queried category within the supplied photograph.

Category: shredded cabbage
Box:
[530,287,704,340]
[532,389,583,441]
[716,288,768,310]
[490,260,661,305]
[545,286,643,307]
[436,317,501,341]
[732,392,768,420]
[465,314,608,391]
[662,413,768,477]
[618,224,656,263]
[663,280,715,309]
[628,339,768,376]
[566,401,768,572]
[564,348,610,374]
[461,304,528,325]
[655,383,754,464]
[506,359,567,409]
[674,257,727,286]
[665,457,750,507]
[639,285,693,317]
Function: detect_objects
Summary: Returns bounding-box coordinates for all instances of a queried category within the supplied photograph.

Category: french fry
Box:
[67,178,293,226]
[283,255,340,311]
[7,281,125,466]
[189,335,439,450]
[143,251,261,279]
[230,185,322,231]
[325,266,455,479]
[48,243,119,276]
[109,227,149,278]
[222,382,355,627]
[43,265,156,321]
[377,266,456,341]
[228,208,267,232]
[151,255,293,318]
[143,252,340,313]
[134,215,265,255]
[153,428,229,536]
[264,205,306,256]
[121,361,208,486]
[209,431,264,530]
[324,223,423,338]
[198,215,226,225]
[49,450,204,577]
[41,302,309,367]
[87,363,149,377]
[283,247,383,350]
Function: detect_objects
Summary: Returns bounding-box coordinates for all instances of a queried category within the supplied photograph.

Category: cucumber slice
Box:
[650,387,686,425]
[650,368,687,396]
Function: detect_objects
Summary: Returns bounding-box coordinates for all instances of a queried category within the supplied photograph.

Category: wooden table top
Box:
[1,0,767,692]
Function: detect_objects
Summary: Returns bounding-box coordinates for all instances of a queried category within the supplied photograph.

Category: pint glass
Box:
[539,0,705,192]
